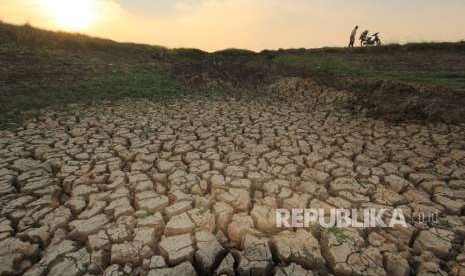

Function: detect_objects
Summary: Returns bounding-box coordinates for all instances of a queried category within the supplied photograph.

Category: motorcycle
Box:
[360,32,382,46]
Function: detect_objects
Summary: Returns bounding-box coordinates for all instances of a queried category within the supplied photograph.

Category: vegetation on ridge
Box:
[1,22,465,129]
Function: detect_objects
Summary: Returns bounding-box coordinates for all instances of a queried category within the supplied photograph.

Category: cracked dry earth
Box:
[1,98,465,276]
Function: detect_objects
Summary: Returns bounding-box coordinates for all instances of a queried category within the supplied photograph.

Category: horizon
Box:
[2,0,465,51]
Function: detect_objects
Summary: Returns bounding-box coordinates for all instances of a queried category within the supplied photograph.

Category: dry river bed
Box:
[0,98,464,276]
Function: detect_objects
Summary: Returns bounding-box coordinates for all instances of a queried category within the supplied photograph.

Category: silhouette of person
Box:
[360,30,369,46]
[349,25,358,47]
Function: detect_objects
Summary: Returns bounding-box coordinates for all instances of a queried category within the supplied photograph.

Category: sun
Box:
[39,0,98,31]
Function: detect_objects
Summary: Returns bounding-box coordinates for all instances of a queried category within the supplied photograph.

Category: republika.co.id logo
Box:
[276,208,409,228]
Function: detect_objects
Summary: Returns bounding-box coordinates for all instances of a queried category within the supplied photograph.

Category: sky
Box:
[2,0,465,51]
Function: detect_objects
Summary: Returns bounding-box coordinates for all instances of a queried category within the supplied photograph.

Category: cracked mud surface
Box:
[0,98,464,276]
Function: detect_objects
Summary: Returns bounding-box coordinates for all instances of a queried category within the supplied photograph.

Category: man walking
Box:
[348,25,358,47]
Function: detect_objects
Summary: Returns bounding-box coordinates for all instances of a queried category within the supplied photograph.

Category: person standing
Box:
[348,25,358,47]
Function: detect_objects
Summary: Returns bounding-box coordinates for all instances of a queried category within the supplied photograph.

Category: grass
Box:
[0,22,188,130]
[281,41,465,54]
[0,65,185,130]
[0,22,166,58]
[275,51,465,90]
[213,48,257,58]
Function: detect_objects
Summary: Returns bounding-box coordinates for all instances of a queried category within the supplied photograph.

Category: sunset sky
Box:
[2,0,465,51]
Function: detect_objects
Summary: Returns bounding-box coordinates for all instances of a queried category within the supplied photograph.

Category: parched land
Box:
[0,23,465,276]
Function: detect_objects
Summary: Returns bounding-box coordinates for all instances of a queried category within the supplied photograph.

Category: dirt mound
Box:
[266,77,351,108]
[338,77,465,123]
[267,76,465,123]
[167,51,465,124]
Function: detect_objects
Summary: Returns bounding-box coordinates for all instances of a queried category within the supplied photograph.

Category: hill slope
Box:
[1,22,465,128]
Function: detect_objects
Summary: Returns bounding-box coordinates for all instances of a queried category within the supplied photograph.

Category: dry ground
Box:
[1,22,465,276]
[1,97,464,276]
